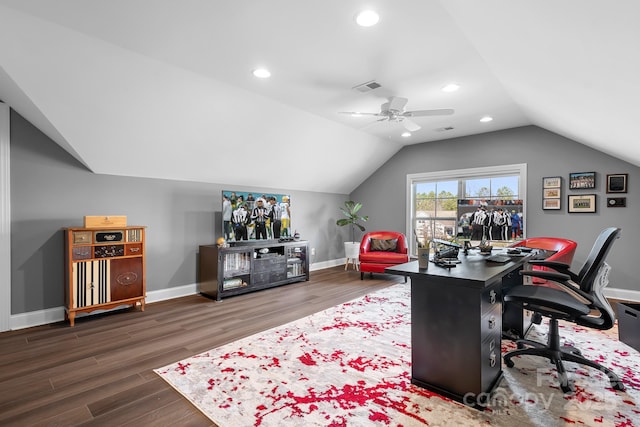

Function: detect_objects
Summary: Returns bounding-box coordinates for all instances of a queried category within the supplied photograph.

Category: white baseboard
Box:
[310,258,346,270]
[9,283,200,331]
[10,280,639,331]
[605,287,640,302]
[10,306,66,331]
[8,261,347,331]
[145,282,198,304]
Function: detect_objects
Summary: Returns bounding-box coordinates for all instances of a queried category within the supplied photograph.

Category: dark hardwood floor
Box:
[0,267,403,426]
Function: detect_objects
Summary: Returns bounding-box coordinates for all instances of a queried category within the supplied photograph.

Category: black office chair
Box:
[503,227,625,393]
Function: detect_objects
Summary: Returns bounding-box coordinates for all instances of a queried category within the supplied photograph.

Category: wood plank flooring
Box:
[0,267,403,427]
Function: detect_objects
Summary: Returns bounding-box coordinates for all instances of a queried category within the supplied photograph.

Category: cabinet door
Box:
[72,260,111,308]
[110,258,144,301]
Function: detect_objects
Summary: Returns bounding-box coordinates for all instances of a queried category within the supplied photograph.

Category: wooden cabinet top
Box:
[64,226,146,231]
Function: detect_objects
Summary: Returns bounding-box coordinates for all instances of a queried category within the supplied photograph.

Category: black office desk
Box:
[386,251,532,409]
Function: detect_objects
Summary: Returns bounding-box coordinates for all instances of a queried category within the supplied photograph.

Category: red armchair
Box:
[359,231,409,281]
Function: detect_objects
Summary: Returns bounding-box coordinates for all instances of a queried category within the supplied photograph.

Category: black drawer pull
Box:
[625,309,638,318]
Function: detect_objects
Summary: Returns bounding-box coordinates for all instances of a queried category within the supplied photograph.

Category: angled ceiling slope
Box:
[442,0,640,166]
[1,0,639,195]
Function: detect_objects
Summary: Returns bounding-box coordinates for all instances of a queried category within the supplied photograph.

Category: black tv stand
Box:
[199,240,309,301]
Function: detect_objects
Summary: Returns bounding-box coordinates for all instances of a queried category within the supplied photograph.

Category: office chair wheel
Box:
[612,381,625,391]
[531,312,543,324]
[564,346,582,356]
[560,382,574,394]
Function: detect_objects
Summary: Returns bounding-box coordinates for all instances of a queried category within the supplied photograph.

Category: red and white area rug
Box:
[155,283,640,426]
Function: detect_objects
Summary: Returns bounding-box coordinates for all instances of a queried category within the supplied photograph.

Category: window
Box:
[406,164,526,254]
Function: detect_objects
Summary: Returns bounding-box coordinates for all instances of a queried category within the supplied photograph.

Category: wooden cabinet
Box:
[199,240,309,301]
[63,226,146,326]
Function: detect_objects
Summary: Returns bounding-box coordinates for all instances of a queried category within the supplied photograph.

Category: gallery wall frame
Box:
[568,194,597,213]
[543,176,562,188]
[607,197,626,208]
[543,188,561,198]
[542,176,562,210]
[606,173,628,193]
[543,198,561,210]
[569,172,596,190]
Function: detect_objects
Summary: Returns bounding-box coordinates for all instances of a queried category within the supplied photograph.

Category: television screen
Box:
[222,191,291,242]
[457,199,524,241]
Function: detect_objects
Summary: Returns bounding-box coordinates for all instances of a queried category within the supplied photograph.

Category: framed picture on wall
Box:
[606,173,627,193]
[568,194,596,213]
[569,172,596,189]
[543,176,562,188]
[542,176,562,210]
[543,198,561,210]
[543,188,561,198]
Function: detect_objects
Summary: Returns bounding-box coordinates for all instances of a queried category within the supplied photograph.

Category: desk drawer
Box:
[480,332,502,390]
[126,243,143,256]
[481,304,502,339]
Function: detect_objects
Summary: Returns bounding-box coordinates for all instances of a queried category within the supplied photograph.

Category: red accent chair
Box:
[509,237,577,286]
[359,231,409,281]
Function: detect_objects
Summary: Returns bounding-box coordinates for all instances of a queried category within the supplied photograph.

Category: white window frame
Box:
[406,163,527,254]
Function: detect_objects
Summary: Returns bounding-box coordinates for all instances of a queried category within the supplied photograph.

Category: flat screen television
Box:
[457,199,524,242]
[222,190,291,242]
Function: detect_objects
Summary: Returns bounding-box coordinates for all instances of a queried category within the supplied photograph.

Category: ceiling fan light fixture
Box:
[252,68,271,79]
[355,10,380,27]
[442,83,460,92]
[480,115,493,123]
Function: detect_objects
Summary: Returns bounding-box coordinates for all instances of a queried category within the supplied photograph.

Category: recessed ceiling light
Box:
[252,68,271,79]
[442,83,460,92]
[401,132,411,138]
[356,10,380,27]
[480,116,493,123]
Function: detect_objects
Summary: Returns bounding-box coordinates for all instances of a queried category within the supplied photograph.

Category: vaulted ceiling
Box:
[1,1,638,194]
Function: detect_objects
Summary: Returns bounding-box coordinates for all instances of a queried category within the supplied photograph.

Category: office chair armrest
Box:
[527,260,578,280]
[520,270,593,304]
[521,269,570,282]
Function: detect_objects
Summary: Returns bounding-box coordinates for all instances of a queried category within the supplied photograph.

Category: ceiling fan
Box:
[340,96,454,132]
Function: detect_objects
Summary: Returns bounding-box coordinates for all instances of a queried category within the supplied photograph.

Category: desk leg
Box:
[502,268,533,340]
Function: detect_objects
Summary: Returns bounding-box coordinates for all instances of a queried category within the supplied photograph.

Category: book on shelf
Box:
[223,278,247,290]
[223,252,250,275]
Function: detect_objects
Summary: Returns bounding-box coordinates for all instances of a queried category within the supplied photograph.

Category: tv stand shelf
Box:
[199,240,309,301]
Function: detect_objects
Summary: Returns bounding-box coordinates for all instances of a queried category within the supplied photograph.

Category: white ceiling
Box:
[1,0,638,194]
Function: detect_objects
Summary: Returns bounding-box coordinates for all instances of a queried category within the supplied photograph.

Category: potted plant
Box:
[336,201,369,265]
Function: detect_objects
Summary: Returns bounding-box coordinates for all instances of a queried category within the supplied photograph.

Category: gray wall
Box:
[11,113,639,317]
[10,111,349,315]
[350,126,639,292]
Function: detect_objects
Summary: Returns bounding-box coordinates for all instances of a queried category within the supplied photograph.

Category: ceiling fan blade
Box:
[386,96,409,112]
[360,119,386,131]
[338,111,381,117]
[402,118,421,132]
[406,108,455,117]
